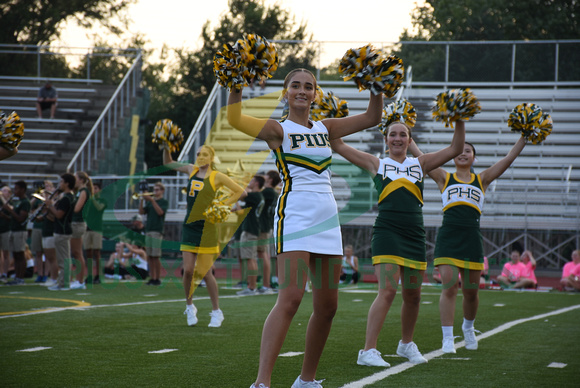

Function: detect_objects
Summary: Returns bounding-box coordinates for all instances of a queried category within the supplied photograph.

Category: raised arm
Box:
[418,120,465,174]
[163,148,192,175]
[227,89,283,149]
[325,92,383,139]
[408,139,448,190]
[330,138,379,175]
[479,136,526,191]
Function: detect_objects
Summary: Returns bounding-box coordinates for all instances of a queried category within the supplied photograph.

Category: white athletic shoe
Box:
[291,375,324,388]
[442,337,456,354]
[259,287,275,295]
[184,305,198,326]
[208,309,224,328]
[43,278,57,287]
[70,281,86,290]
[357,348,391,367]
[396,341,428,364]
[249,384,268,388]
[237,287,257,296]
[462,327,480,350]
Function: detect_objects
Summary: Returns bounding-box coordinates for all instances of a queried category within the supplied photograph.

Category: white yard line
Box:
[340,304,580,388]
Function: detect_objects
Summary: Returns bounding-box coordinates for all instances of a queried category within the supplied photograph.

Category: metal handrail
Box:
[67,52,142,173]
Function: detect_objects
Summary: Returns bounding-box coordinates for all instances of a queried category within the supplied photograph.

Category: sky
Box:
[58,0,425,66]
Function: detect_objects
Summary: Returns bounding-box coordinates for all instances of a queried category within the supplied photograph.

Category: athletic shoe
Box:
[70,281,86,290]
[396,341,428,364]
[249,384,268,388]
[442,337,456,354]
[92,275,101,284]
[43,278,57,287]
[291,376,324,388]
[208,309,224,328]
[357,348,390,367]
[184,305,198,326]
[34,275,44,283]
[462,327,480,350]
[232,281,247,289]
[237,287,257,296]
[48,285,70,291]
[259,287,275,295]
[6,278,24,285]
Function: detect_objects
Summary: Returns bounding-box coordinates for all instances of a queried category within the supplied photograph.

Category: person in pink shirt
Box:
[496,249,533,289]
[520,250,537,288]
[560,249,580,291]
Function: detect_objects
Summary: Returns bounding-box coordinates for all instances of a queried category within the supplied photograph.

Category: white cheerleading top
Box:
[273,119,333,193]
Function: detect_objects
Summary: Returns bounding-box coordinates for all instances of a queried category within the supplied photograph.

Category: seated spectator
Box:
[340,244,359,284]
[496,248,534,289]
[567,262,580,291]
[36,81,58,119]
[123,242,149,280]
[104,242,129,279]
[560,249,580,291]
[520,250,537,288]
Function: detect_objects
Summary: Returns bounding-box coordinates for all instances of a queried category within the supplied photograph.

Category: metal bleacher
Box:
[0,78,117,175]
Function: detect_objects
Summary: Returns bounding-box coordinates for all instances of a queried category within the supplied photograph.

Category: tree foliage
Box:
[143,0,317,169]
[396,0,580,82]
[0,0,134,45]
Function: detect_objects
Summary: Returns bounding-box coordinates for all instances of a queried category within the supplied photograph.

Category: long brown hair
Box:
[75,171,94,195]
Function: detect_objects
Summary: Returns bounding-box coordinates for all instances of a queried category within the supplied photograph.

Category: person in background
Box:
[0,185,13,281]
[3,181,30,285]
[36,80,58,119]
[36,180,58,288]
[257,170,280,293]
[139,182,168,286]
[70,171,92,290]
[560,249,580,291]
[496,247,533,289]
[164,144,245,328]
[45,173,75,291]
[234,175,265,296]
[29,184,46,283]
[83,182,107,285]
[340,244,360,285]
[520,250,537,289]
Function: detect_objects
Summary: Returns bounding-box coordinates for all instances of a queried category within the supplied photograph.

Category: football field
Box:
[1,276,578,387]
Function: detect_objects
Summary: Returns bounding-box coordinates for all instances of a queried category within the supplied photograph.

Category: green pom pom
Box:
[432,88,481,128]
[378,99,416,135]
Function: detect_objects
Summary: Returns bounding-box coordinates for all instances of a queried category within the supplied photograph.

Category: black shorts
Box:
[39,101,55,110]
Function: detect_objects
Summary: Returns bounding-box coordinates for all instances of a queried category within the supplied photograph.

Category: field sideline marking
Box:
[340,304,580,388]
[0,295,225,319]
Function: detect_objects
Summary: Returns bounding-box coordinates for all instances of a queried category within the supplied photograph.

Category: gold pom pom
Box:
[339,44,404,96]
[0,110,24,151]
[508,103,553,144]
[203,188,232,224]
[151,119,184,153]
[378,99,416,135]
[431,88,481,128]
[213,34,278,91]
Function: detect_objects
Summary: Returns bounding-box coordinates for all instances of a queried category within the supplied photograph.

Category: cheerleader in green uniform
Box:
[331,120,465,366]
[164,145,245,328]
[410,136,526,353]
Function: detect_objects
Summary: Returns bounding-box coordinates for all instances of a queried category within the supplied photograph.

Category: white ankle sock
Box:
[462,318,475,330]
[442,326,454,338]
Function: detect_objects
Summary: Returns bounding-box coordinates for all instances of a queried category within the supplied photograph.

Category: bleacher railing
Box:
[0,44,141,82]
[66,52,142,173]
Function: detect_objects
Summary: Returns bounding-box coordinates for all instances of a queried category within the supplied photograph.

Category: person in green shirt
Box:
[257,170,280,294]
[234,176,265,296]
[139,181,168,286]
[83,182,107,284]
[3,180,30,285]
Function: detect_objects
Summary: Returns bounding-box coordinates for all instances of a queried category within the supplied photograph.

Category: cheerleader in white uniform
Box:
[228,68,383,388]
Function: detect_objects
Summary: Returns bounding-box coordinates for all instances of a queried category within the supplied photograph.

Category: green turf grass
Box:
[1,278,578,387]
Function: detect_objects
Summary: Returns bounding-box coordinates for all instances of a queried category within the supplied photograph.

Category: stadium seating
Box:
[202,82,580,231]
